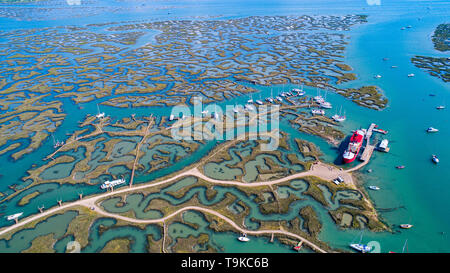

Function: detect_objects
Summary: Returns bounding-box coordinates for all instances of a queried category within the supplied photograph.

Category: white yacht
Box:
[432,155,439,164]
[101,178,126,189]
[6,212,23,221]
[436,105,445,110]
[407,73,415,77]
[292,84,305,96]
[350,243,373,253]
[245,104,255,111]
[368,186,380,191]
[320,101,332,109]
[374,74,382,79]
[350,233,372,253]
[332,114,346,122]
[237,233,250,242]
[313,88,324,103]
[427,127,439,133]
[311,109,325,115]
[332,106,346,122]
[247,94,253,104]
[96,104,105,119]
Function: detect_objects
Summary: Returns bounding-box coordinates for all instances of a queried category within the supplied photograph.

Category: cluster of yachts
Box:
[310,89,346,122]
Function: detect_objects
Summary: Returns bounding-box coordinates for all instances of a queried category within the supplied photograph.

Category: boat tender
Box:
[432,155,439,164]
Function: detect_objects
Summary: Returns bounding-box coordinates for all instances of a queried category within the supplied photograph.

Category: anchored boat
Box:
[311,109,325,115]
[432,155,439,164]
[349,233,372,253]
[101,178,126,189]
[237,233,250,242]
[96,103,105,119]
[6,212,23,221]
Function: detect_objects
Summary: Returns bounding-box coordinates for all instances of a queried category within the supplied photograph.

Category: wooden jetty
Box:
[359,123,376,162]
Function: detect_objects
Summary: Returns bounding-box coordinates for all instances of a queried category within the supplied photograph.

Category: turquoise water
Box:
[0,0,449,252]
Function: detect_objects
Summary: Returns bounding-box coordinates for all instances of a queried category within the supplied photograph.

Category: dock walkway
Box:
[359,123,376,162]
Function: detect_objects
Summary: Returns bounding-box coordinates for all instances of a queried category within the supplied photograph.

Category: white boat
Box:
[169,114,175,121]
[407,73,415,77]
[368,186,380,190]
[319,89,331,109]
[374,74,382,79]
[255,100,263,105]
[266,89,275,103]
[245,104,255,111]
[311,109,325,115]
[201,110,209,116]
[436,106,445,110]
[101,178,126,189]
[52,134,64,149]
[432,155,439,164]
[332,106,346,122]
[427,127,438,133]
[292,84,305,96]
[247,94,253,104]
[350,243,373,253]
[96,104,105,119]
[400,224,413,229]
[265,97,274,103]
[6,212,23,221]
[314,88,324,103]
[349,233,372,253]
[332,114,345,122]
[320,101,332,109]
[237,233,250,242]
[276,96,283,102]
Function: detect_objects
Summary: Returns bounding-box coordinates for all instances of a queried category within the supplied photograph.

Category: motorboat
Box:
[238,233,250,242]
